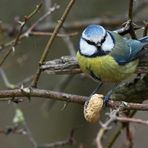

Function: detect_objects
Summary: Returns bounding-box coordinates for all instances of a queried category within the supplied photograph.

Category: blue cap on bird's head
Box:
[79,24,114,57]
[82,24,106,44]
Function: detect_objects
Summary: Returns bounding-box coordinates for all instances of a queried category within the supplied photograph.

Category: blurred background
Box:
[0,0,147,147]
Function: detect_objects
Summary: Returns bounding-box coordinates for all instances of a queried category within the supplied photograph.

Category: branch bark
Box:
[0,88,86,104]
[0,87,147,111]
[41,49,148,75]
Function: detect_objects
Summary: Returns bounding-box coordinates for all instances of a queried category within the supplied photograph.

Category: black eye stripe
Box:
[83,38,102,51]
[80,34,111,57]
[100,31,107,45]
[82,37,96,46]
[83,31,107,48]
[108,32,115,44]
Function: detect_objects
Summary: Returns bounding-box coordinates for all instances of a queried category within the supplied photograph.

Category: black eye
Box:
[82,37,96,46]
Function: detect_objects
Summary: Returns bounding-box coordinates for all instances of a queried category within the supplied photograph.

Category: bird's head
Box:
[79,24,115,57]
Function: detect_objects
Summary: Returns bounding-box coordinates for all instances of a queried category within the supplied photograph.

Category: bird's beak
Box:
[97,42,101,47]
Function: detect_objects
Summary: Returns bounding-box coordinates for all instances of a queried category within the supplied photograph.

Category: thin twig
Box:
[38,129,76,148]
[0,4,60,52]
[125,122,133,148]
[12,104,38,148]
[60,28,76,56]
[0,67,34,89]
[0,126,27,135]
[143,22,148,36]
[117,116,148,125]
[96,109,119,148]
[0,3,42,66]
[0,23,140,54]
[106,125,123,148]
[1,0,147,38]
[0,31,77,53]
[108,101,148,111]
[30,31,78,37]
[128,0,134,21]
[126,0,137,39]
[104,111,137,148]
[36,16,146,32]
[43,0,52,23]
[23,121,38,148]
[106,114,148,148]
[16,75,34,87]
[24,3,60,37]
[0,68,16,88]
[96,107,147,148]
[31,0,76,87]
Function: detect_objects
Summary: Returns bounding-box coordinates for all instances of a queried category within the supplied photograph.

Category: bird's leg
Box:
[90,81,103,96]
[104,83,119,105]
[84,81,103,109]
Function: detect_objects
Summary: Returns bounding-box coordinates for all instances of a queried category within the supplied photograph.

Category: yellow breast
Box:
[76,52,139,82]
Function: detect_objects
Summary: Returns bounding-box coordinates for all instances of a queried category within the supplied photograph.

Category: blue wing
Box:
[110,32,145,65]
[139,36,148,43]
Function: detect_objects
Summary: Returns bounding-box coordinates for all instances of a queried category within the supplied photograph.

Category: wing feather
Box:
[110,32,144,65]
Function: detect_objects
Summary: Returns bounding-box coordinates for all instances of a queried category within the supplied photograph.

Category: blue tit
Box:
[76,24,148,101]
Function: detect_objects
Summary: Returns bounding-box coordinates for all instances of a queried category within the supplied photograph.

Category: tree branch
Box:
[0,87,147,111]
[0,2,42,66]
[31,0,76,87]
[0,88,86,104]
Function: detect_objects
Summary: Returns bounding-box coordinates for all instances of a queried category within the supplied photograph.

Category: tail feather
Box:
[139,36,148,46]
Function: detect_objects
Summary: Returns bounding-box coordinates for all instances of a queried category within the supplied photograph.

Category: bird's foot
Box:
[103,94,111,106]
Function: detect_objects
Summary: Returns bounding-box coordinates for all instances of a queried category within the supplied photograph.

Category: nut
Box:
[84,94,104,123]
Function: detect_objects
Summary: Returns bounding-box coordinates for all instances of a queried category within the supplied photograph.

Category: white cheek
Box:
[102,33,114,51]
[80,39,97,56]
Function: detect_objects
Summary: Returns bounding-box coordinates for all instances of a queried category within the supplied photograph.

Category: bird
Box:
[76,24,148,103]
